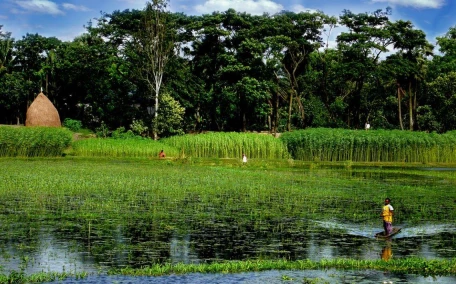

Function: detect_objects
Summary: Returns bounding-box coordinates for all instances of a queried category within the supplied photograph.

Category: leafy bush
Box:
[112,127,136,139]
[63,118,82,132]
[130,119,149,136]
[95,122,109,138]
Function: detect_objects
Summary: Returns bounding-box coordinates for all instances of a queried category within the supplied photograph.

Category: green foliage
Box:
[0,126,72,157]
[63,118,82,132]
[106,258,456,277]
[154,93,185,137]
[95,121,110,138]
[0,271,88,283]
[111,126,136,139]
[280,128,456,163]
[2,7,456,132]
[161,132,289,159]
[130,119,149,136]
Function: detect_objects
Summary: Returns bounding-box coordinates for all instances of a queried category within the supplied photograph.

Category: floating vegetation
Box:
[0,271,88,284]
[107,258,456,277]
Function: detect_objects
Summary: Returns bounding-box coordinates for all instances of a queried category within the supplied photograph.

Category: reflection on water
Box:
[381,240,393,261]
[1,220,455,275]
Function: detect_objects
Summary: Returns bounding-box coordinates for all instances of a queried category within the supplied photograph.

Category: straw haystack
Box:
[25,92,61,127]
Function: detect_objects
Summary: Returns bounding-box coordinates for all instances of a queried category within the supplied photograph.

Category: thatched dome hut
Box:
[25,93,61,127]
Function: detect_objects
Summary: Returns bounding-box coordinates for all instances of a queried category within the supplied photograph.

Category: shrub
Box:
[63,118,82,132]
[112,127,136,139]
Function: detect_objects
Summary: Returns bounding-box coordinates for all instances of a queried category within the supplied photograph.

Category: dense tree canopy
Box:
[1,2,456,135]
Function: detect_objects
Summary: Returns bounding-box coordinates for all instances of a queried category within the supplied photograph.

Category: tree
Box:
[266,11,330,131]
[154,93,185,137]
[134,0,176,139]
[336,8,394,128]
[0,25,13,76]
[386,20,433,130]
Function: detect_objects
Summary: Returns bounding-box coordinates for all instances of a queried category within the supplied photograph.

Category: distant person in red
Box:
[159,150,165,158]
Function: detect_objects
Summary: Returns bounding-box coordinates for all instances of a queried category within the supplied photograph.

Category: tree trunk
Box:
[408,81,413,131]
[287,92,293,132]
[154,89,159,140]
[398,84,404,130]
[274,91,279,135]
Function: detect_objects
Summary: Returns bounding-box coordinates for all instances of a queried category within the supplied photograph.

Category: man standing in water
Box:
[381,198,394,235]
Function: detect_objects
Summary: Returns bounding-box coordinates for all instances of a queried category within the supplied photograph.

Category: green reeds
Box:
[71,138,179,158]
[161,132,289,159]
[0,126,72,157]
[280,128,456,163]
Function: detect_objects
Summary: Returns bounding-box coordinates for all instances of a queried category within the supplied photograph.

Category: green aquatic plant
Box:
[107,258,456,277]
[0,271,88,283]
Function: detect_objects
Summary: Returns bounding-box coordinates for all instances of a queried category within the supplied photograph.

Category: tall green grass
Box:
[0,126,72,157]
[280,128,456,163]
[161,132,289,159]
[71,138,179,158]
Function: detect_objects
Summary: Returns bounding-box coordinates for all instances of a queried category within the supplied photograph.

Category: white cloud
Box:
[370,0,445,9]
[290,4,318,13]
[0,15,8,20]
[195,0,283,15]
[15,0,64,15]
[62,3,90,12]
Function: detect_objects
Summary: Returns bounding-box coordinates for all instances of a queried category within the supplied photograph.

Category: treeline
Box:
[1,2,456,135]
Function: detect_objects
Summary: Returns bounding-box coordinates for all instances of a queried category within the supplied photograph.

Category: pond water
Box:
[0,164,455,283]
[1,220,455,276]
[43,270,456,284]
